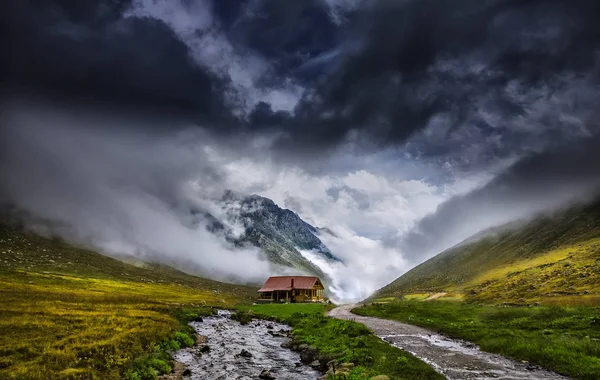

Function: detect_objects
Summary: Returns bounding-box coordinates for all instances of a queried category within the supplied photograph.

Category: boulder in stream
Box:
[238,349,253,358]
[299,346,318,364]
[259,369,276,379]
[199,345,210,353]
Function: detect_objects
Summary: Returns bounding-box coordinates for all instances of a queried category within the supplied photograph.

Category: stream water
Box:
[174,310,321,379]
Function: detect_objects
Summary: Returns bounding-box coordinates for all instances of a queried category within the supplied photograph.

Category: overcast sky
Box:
[2,0,600,301]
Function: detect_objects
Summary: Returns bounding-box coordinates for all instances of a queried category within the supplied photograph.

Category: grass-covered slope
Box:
[0,225,256,380]
[373,197,600,304]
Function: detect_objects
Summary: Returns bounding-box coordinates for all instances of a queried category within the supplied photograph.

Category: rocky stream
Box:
[173,310,322,379]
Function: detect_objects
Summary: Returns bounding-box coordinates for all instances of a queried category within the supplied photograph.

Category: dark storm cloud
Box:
[396,135,600,264]
[2,0,600,158]
[211,0,344,80]
[0,0,231,122]
[280,0,600,152]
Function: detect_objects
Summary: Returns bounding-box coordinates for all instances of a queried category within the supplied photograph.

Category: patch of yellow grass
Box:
[465,239,600,304]
[372,297,396,303]
[403,293,431,301]
[466,242,593,286]
[0,269,250,379]
[435,293,465,302]
[0,224,257,380]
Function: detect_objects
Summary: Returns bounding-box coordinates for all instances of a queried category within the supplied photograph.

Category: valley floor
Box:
[352,300,600,380]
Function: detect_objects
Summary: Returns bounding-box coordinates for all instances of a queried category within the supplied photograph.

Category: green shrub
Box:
[173,331,195,348]
[149,358,171,374]
[231,311,254,325]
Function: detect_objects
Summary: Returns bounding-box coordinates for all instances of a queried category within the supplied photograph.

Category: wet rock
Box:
[316,353,336,370]
[340,362,355,370]
[280,340,293,349]
[238,349,253,358]
[182,369,192,377]
[299,346,318,364]
[259,370,276,379]
[195,335,208,345]
[158,362,188,380]
[267,324,274,329]
[199,345,210,353]
[322,367,351,379]
[297,344,310,352]
[310,360,321,368]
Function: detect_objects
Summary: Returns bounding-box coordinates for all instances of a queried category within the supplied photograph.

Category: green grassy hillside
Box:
[0,224,256,380]
[372,197,600,304]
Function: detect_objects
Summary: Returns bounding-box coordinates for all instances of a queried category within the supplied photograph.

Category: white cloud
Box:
[204,150,489,300]
[0,102,272,283]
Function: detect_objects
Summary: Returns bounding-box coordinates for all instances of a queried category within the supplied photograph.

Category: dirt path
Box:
[328,304,568,380]
[424,292,447,301]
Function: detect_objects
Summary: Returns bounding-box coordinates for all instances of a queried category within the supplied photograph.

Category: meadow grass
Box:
[238,304,443,380]
[355,300,600,379]
[0,225,256,379]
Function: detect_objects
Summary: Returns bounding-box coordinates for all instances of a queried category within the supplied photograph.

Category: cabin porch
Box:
[257,288,325,303]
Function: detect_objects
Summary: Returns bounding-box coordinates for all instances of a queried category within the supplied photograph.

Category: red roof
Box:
[258,276,320,292]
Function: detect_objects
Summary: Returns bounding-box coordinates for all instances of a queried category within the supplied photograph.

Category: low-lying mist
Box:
[3,98,600,302]
[0,100,274,284]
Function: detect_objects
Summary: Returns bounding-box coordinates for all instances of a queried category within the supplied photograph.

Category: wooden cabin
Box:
[257,276,325,303]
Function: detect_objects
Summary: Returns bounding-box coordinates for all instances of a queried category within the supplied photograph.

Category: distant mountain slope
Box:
[0,223,257,297]
[205,190,341,277]
[372,197,600,304]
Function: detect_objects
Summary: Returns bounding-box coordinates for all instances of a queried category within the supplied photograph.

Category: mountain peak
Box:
[208,190,341,276]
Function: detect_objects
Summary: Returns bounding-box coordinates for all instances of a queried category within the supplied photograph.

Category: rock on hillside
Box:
[204,190,341,278]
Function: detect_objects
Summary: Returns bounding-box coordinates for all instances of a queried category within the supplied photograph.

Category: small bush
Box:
[173,331,195,348]
[149,358,171,374]
[231,311,253,325]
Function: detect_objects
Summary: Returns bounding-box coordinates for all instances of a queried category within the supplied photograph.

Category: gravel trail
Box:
[329,304,569,380]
